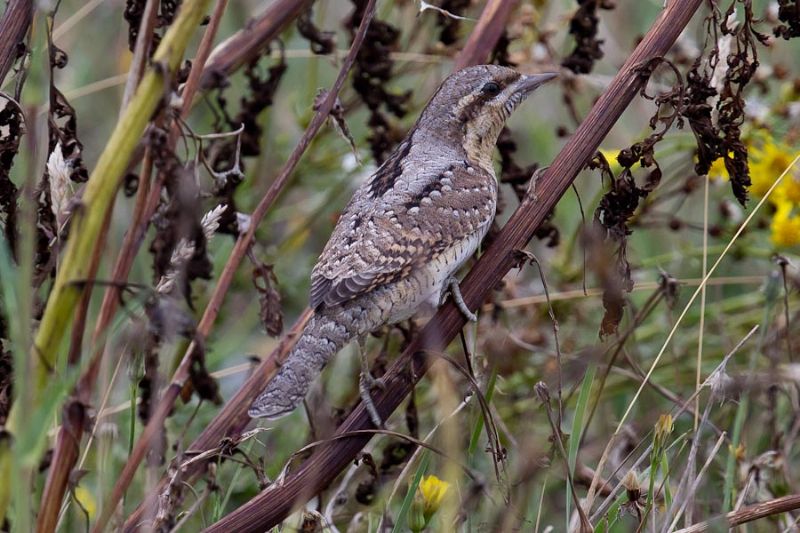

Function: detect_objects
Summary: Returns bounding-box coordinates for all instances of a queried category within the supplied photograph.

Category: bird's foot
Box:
[444,276,477,322]
[357,336,385,428]
[359,372,385,428]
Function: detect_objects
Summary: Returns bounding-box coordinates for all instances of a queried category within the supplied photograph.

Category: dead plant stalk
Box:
[202,0,707,530]
[122,0,519,528]
[94,0,379,531]
[35,1,231,531]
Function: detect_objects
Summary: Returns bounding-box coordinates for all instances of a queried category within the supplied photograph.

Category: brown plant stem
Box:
[0,0,33,86]
[452,0,517,71]
[119,0,158,112]
[36,0,231,529]
[203,0,706,530]
[123,0,518,528]
[674,494,800,532]
[95,1,378,531]
[199,0,313,89]
[123,309,313,531]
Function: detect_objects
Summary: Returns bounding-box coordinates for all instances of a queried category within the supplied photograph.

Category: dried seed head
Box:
[201,203,226,241]
[621,469,641,502]
[47,144,73,232]
[654,413,674,444]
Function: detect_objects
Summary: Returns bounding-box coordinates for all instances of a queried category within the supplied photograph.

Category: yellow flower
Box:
[749,139,797,198]
[770,202,800,247]
[599,148,623,175]
[773,170,800,204]
[418,475,451,520]
[707,155,729,181]
[73,485,96,518]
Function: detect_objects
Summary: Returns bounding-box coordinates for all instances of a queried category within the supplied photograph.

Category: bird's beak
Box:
[514,72,558,95]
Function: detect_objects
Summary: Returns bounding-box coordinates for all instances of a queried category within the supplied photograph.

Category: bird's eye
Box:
[481,81,501,95]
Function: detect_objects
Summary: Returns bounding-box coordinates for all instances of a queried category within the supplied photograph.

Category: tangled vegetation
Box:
[0,0,799,531]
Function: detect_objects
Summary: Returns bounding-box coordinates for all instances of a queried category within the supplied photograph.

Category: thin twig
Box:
[674,494,800,533]
[537,383,592,532]
[120,0,158,113]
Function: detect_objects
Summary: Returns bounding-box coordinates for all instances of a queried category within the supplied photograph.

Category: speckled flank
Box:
[250,65,546,419]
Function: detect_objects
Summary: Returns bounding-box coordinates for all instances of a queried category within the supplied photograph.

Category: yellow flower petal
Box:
[599,148,622,175]
[707,155,730,181]
[73,485,96,519]
[770,203,800,247]
[418,474,451,520]
[750,140,798,198]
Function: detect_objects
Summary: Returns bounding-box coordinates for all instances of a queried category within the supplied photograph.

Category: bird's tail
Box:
[248,312,353,419]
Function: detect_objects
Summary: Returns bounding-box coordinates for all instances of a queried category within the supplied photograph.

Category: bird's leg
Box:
[357,336,385,428]
[442,276,478,322]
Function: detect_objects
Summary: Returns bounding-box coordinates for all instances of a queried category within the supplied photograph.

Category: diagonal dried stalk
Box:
[0,0,33,86]
[452,0,517,71]
[119,0,159,113]
[36,2,229,531]
[674,493,800,532]
[122,0,517,528]
[199,0,313,89]
[203,0,707,530]
[94,1,379,531]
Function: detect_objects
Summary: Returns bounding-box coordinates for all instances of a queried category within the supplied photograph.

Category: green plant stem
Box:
[722,277,778,511]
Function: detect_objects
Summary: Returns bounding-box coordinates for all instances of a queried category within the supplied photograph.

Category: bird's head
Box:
[417,65,557,172]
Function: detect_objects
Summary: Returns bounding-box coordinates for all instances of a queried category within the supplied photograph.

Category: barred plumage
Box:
[250,65,556,421]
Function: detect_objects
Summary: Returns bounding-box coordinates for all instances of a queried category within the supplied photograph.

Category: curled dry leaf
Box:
[297,6,336,55]
[0,96,22,251]
[348,0,411,163]
[252,259,283,337]
[773,0,800,40]
[562,0,616,75]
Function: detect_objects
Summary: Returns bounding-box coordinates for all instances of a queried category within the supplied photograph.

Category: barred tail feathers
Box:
[248,314,353,419]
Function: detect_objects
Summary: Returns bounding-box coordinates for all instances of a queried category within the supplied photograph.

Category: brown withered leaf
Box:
[348,0,411,163]
[0,348,12,425]
[188,340,222,405]
[0,98,22,252]
[252,259,283,337]
[208,45,287,235]
[774,0,800,39]
[562,0,616,75]
[297,6,335,55]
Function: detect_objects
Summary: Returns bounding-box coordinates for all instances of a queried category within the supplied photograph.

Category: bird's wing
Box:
[309,163,496,309]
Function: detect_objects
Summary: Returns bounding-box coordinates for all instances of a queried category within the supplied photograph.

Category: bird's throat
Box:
[462,115,504,174]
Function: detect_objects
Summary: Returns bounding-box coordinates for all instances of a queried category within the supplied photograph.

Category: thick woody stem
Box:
[122,1,519,529]
[109,0,378,530]
[452,0,517,71]
[0,0,33,85]
[202,0,705,530]
[199,0,314,88]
